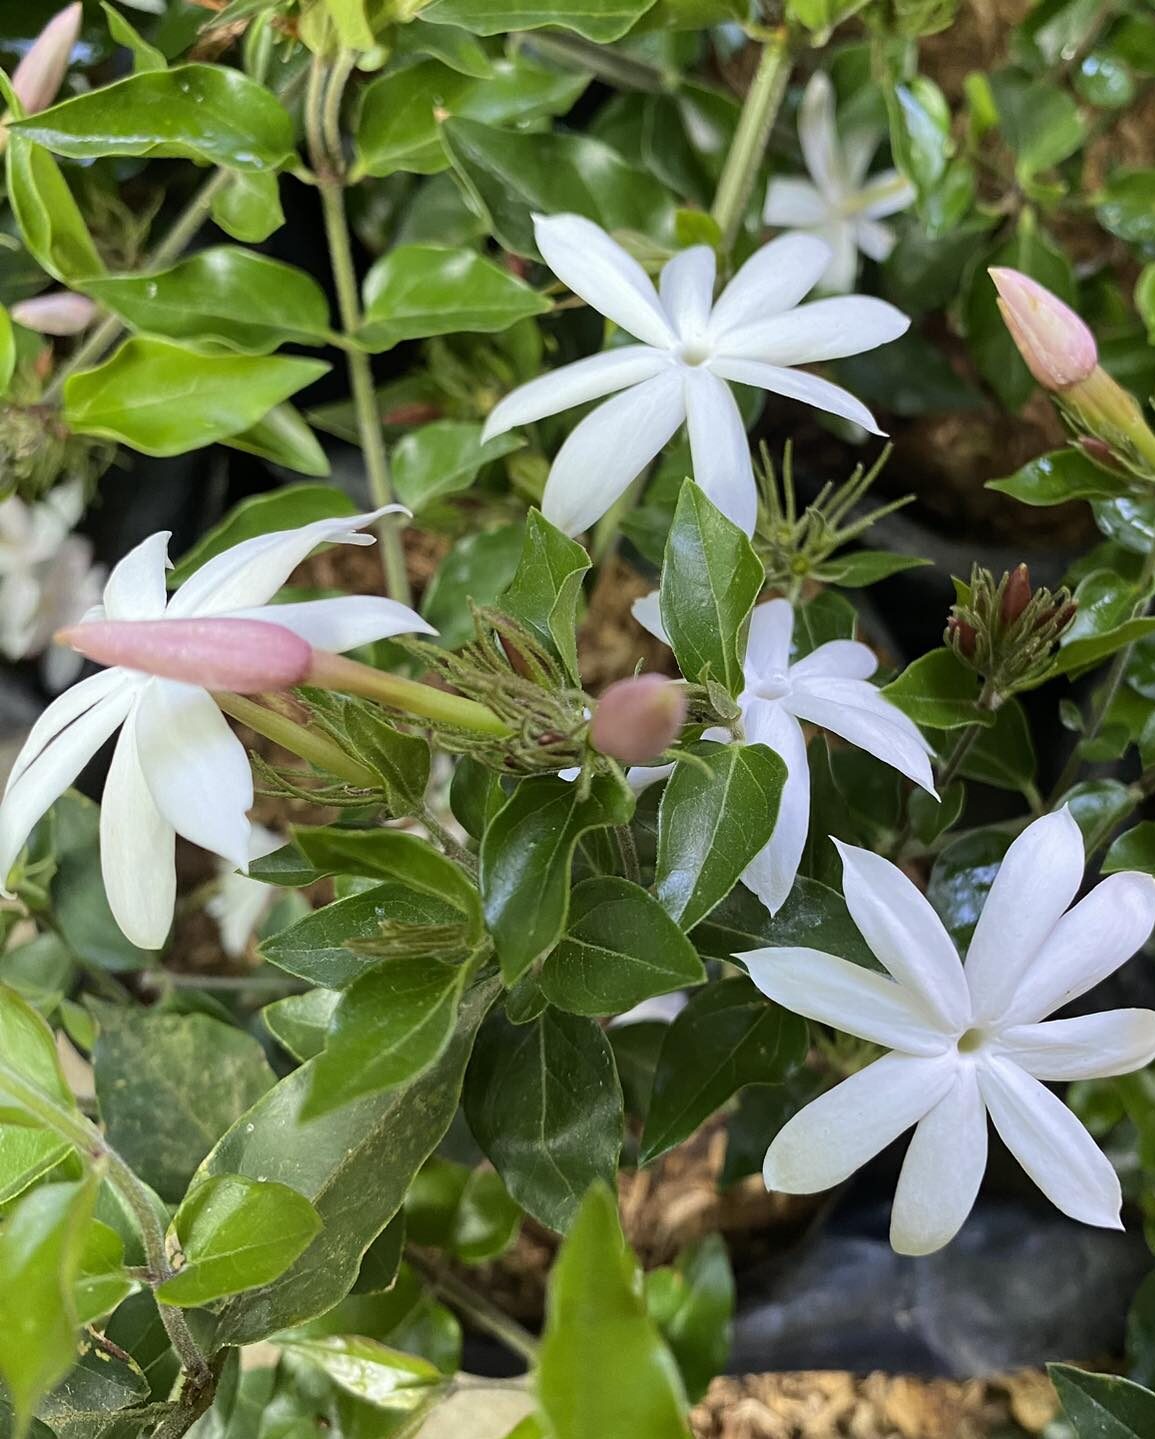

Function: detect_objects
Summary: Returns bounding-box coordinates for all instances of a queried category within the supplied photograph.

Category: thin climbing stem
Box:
[710,29,792,258]
[407,1250,540,1366]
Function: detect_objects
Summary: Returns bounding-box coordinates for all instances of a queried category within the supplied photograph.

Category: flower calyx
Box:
[946,563,1076,698]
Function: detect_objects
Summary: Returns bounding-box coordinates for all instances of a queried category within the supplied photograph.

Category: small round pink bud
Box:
[11,291,97,336]
[10,3,82,116]
[989,268,1098,391]
[57,618,313,693]
[589,674,686,765]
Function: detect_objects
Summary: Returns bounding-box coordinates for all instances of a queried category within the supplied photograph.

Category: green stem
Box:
[892,684,997,857]
[615,823,641,885]
[710,30,792,258]
[407,1251,539,1366]
[213,692,379,786]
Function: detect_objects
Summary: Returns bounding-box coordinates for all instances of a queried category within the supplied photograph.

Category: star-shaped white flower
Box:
[742,807,1155,1254]
[633,593,934,913]
[764,73,916,294]
[480,213,909,537]
[0,507,434,950]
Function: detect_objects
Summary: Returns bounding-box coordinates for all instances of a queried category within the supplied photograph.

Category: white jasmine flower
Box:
[764,73,916,294]
[0,507,433,950]
[207,823,282,959]
[743,809,1155,1253]
[633,594,934,913]
[480,212,909,537]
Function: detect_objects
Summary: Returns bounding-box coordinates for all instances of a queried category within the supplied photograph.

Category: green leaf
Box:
[1054,618,1155,678]
[0,1180,94,1432]
[5,130,106,285]
[0,986,75,1203]
[990,72,1087,176]
[1097,169,1155,246]
[158,1174,322,1307]
[212,169,286,244]
[358,244,551,351]
[273,1334,447,1410]
[0,307,14,396]
[655,744,786,931]
[882,648,996,729]
[392,420,523,511]
[645,1236,733,1404]
[538,1184,691,1439]
[199,978,499,1345]
[63,339,328,457]
[1050,1363,1155,1438]
[691,876,876,969]
[91,1004,275,1203]
[405,1158,520,1264]
[540,877,705,1016]
[11,66,294,169]
[987,447,1129,505]
[501,509,591,683]
[465,1008,623,1231]
[660,482,762,693]
[927,829,1012,953]
[304,957,469,1117]
[791,590,857,657]
[1061,778,1136,850]
[395,18,493,75]
[814,549,932,586]
[100,2,166,71]
[295,825,480,926]
[423,524,526,650]
[226,403,330,477]
[1103,821,1155,876]
[639,978,807,1165]
[262,988,339,1063]
[74,1220,134,1326]
[36,1342,149,1436]
[950,698,1036,793]
[441,117,677,257]
[82,249,331,354]
[169,483,356,584]
[419,0,658,42]
[480,775,634,984]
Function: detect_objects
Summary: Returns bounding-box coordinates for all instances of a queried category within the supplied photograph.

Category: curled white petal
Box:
[739,704,809,915]
[631,591,668,645]
[230,595,436,651]
[786,677,936,790]
[102,532,172,622]
[100,709,176,950]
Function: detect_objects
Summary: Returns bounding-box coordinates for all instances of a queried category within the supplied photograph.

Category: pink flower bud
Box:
[989,268,1098,391]
[10,4,82,116]
[57,618,313,693]
[589,674,686,765]
[10,291,97,336]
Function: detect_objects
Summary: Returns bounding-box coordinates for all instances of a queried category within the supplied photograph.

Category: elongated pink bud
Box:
[590,674,686,764]
[11,291,97,336]
[989,268,1097,391]
[11,4,82,116]
[57,618,313,693]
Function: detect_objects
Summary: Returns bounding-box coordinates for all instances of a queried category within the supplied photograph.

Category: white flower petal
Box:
[541,370,686,537]
[707,233,832,341]
[842,129,881,188]
[659,246,715,343]
[859,169,916,219]
[0,685,134,889]
[856,217,897,264]
[684,368,757,535]
[229,595,435,652]
[134,680,253,868]
[480,347,669,443]
[1002,871,1155,1025]
[817,221,860,294]
[624,760,677,794]
[740,704,809,915]
[744,599,794,679]
[788,638,877,683]
[5,668,133,792]
[533,212,676,350]
[101,531,172,621]
[964,807,1086,1025]
[978,1056,1123,1230]
[710,357,883,435]
[890,1065,987,1255]
[797,72,846,199]
[786,677,936,790]
[998,1010,1155,1081]
[100,709,176,950]
[762,177,830,228]
[631,590,668,645]
[763,1050,955,1194]
[714,295,910,367]
[741,945,952,1055]
[167,509,403,618]
[830,839,970,1031]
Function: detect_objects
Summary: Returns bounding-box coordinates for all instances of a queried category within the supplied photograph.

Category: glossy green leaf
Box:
[441,117,677,256]
[927,829,1012,953]
[5,128,106,285]
[987,447,1128,505]
[36,1341,149,1436]
[419,0,658,41]
[100,2,166,70]
[691,876,876,969]
[645,1236,733,1403]
[73,1220,135,1326]
[91,1004,275,1202]
[274,1334,447,1410]
[423,525,525,650]
[480,775,634,984]
[405,1158,521,1263]
[262,988,339,1063]
[1050,1363,1155,1438]
[1097,169,1155,246]
[990,72,1087,176]
[11,66,294,169]
[540,877,705,1016]
[639,978,807,1165]
[538,1184,691,1439]
[655,744,786,931]
[501,509,591,683]
[1061,779,1137,851]
[1054,618,1155,678]
[0,307,14,397]
[660,482,762,694]
[358,244,550,352]
[199,978,499,1345]
[465,1008,623,1231]
[212,169,286,243]
[0,986,75,1202]
[170,483,356,584]
[1103,821,1155,876]
[63,339,328,457]
[226,403,330,477]
[882,648,996,729]
[158,1174,322,1306]
[82,249,331,354]
[950,698,1036,793]
[393,420,523,510]
[814,549,931,586]
[395,18,493,75]
[305,957,469,1117]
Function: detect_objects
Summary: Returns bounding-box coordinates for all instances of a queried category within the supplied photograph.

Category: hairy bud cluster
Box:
[946,563,1077,698]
